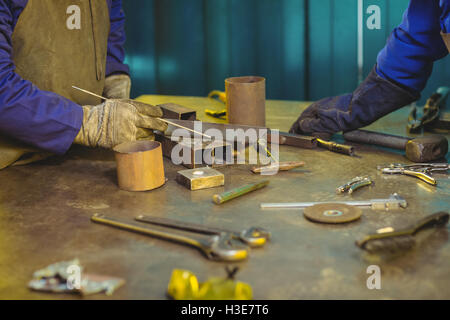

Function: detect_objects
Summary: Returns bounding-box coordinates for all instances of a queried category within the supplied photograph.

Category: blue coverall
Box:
[290,0,450,136]
[0,0,129,155]
[377,0,450,94]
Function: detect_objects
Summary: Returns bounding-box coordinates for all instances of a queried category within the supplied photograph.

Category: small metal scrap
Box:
[336,176,373,194]
[28,259,124,296]
[176,167,225,191]
[251,161,305,174]
[159,103,197,121]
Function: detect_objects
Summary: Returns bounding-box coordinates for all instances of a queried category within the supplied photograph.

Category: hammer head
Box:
[405,135,448,162]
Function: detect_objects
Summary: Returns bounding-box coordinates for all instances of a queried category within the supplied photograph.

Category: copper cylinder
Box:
[225,76,266,127]
[113,141,165,192]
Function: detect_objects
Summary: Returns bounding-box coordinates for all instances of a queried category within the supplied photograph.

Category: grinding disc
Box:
[303,203,362,224]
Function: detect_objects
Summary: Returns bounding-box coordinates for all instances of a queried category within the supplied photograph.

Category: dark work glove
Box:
[289,66,420,136]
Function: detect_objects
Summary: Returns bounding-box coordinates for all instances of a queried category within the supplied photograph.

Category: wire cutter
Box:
[377,163,449,186]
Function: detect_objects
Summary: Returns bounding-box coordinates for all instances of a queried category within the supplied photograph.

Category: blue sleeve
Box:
[376,0,448,94]
[0,2,83,155]
[106,0,130,76]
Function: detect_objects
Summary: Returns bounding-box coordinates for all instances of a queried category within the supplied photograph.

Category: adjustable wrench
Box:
[135,215,271,248]
[91,214,249,262]
[260,193,407,211]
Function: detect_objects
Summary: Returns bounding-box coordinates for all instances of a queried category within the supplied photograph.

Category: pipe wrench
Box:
[91,214,249,262]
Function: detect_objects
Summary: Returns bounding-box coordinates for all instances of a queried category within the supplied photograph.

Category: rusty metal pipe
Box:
[113,141,166,192]
[225,76,266,127]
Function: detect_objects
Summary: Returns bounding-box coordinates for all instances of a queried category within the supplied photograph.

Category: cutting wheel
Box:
[303,203,362,224]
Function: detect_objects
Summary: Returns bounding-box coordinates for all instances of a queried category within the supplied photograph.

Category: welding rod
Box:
[72,86,212,139]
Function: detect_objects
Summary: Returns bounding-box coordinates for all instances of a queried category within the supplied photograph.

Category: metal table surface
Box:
[0,95,449,300]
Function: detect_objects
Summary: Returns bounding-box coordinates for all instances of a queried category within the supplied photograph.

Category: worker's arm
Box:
[0,3,83,155]
[290,0,446,136]
[103,0,131,99]
[376,0,448,93]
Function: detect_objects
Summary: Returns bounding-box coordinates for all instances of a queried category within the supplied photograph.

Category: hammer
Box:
[343,129,448,162]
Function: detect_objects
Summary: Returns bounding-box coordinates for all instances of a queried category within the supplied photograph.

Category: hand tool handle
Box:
[135,215,270,248]
[316,139,355,156]
[412,212,449,235]
[348,179,373,194]
[136,215,230,235]
[267,132,317,149]
[91,214,249,262]
[336,176,370,194]
[91,214,203,248]
[344,129,410,150]
[356,211,449,250]
[213,181,270,205]
[403,169,437,186]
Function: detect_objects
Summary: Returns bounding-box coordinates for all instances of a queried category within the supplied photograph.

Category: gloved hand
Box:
[103,74,131,100]
[74,99,167,149]
[290,66,419,136]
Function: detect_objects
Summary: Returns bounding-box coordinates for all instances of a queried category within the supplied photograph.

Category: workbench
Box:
[0,95,449,300]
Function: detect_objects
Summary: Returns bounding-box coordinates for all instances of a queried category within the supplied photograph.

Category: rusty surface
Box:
[0,95,449,300]
[225,76,266,127]
[159,103,197,121]
[113,141,165,192]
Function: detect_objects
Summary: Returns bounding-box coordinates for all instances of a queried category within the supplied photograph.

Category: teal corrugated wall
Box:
[123,0,449,104]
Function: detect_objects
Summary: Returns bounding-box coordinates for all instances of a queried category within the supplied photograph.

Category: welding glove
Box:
[74,99,167,149]
[103,74,132,100]
[289,66,419,136]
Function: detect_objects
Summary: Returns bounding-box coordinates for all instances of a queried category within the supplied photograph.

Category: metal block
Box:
[176,167,225,191]
[155,133,232,169]
[158,103,197,120]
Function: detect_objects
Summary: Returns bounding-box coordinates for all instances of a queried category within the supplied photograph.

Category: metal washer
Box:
[304,203,362,224]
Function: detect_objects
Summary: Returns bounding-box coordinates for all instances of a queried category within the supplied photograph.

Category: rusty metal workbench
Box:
[0,95,449,300]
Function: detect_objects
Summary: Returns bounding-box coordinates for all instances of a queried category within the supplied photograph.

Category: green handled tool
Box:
[213,181,270,205]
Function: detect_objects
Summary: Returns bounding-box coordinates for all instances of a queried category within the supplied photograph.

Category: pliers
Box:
[377,163,449,186]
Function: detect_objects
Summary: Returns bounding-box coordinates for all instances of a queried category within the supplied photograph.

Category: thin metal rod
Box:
[72,86,212,139]
[260,200,373,210]
[164,119,212,140]
[72,86,107,100]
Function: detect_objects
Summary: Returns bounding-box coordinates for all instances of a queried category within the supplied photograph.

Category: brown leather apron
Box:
[0,0,110,170]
